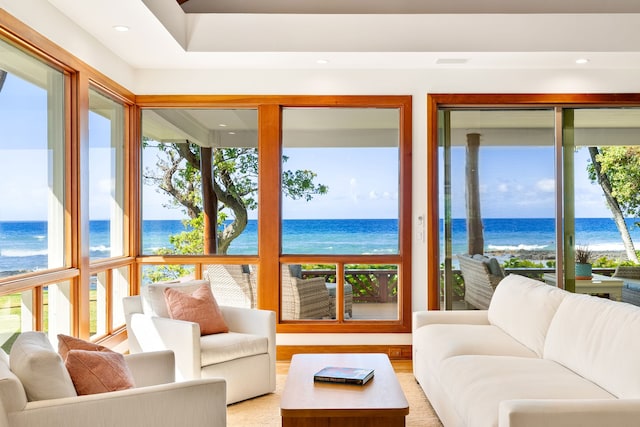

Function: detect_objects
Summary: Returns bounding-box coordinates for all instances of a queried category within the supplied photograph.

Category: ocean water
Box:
[0,219,399,274]
[445,217,640,257]
[2,217,639,275]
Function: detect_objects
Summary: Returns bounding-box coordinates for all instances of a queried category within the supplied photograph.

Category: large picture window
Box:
[0,38,66,278]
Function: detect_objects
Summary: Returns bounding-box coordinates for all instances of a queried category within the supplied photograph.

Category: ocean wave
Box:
[90,245,111,252]
[0,249,48,257]
[487,244,550,251]
[586,242,626,252]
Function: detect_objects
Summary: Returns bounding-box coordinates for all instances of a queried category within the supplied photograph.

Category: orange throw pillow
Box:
[164,284,229,335]
[57,334,112,361]
[65,350,135,395]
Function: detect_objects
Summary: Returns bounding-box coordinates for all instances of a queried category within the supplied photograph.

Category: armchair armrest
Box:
[413,309,489,331]
[499,399,640,427]
[130,313,201,380]
[220,306,275,338]
[11,379,226,427]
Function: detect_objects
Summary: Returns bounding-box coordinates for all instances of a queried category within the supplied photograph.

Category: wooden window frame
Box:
[427,93,640,310]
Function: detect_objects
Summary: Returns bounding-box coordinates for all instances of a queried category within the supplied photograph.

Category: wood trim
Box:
[276,345,412,361]
[426,95,441,310]
[258,104,282,313]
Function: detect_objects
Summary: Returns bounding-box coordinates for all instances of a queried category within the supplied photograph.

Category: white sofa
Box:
[413,273,640,427]
[0,332,226,427]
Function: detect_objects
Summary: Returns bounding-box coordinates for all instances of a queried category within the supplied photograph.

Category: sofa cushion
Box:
[9,331,77,401]
[0,350,27,413]
[440,355,615,427]
[164,284,229,335]
[200,332,268,366]
[65,350,136,395]
[413,324,537,376]
[141,279,210,318]
[544,292,640,398]
[488,274,566,356]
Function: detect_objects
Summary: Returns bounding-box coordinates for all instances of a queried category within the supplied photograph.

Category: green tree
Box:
[587,146,639,263]
[143,142,328,256]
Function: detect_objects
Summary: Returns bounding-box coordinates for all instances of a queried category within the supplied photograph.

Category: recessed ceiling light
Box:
[576,58,590,64]
[316,59,329,64]
[112,25,130,32]
[435,58,469,64]
[218,123,227,127]
[228,132,236,135]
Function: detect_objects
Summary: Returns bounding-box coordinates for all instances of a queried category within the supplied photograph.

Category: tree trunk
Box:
[588,147,639,263]
[466,133,484,255]
[200,146,218,254]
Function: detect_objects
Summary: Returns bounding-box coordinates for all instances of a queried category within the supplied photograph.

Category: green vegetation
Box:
[143,143,327,282]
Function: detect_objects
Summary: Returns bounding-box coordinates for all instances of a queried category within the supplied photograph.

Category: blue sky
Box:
[443,145,610,219]
[0,72,613,221]
[142,145,400,220]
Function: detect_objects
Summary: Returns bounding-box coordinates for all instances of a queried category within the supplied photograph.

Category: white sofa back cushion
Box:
[141,280,210,318]
[488,274,567,356]
[9,331,77,401]
[544,293,640,398]
[0,350,27,413]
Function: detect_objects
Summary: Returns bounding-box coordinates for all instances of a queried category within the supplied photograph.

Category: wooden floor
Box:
[276,358,412,375]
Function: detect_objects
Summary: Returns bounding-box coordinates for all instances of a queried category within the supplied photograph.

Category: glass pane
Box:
[281,108,399,255]
[141,264,196,285]
[345,263,398,320]
[202,263,257,308]
[44,281,72,341]
[568,108,640,302]
[111,266,129,329]
[89,89,125,260]
[439,109,556,310]
[281,263,335,320]
[0,38,65,277]
[141,109,258,256]
[0,290,31,353]
[90,272,107,338]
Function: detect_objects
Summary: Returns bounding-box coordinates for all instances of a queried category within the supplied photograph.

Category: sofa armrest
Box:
[10,379,226,427]
[413,310,490,331]
[499,399,640,427]
[124,350,175,387]
[130,313,201,380]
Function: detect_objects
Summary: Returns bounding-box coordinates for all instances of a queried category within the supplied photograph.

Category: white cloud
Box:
[536,179,555,192]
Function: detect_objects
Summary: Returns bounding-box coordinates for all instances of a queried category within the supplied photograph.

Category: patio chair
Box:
[457,253,505,309]
[203,264,257,309]
[613,265,640,306]
[281,265,331,320]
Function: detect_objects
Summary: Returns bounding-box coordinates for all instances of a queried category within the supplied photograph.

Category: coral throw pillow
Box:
[164,284,229,335]
[65,350,135,395]
[57,334,112,361]
[57,334,135,396]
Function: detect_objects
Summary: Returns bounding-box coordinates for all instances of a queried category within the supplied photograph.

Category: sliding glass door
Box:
[439,109,557,310]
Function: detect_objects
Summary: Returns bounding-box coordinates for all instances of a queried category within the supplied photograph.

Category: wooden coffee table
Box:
[280,353,409,427]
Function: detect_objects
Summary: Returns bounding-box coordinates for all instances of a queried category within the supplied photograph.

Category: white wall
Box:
[7,1,640,347]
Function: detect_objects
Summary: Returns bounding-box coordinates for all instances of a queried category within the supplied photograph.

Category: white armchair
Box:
[123,280,276,404]
[0,333,226,427]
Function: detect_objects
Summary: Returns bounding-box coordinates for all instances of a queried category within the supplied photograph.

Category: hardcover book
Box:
[313,366,375,385]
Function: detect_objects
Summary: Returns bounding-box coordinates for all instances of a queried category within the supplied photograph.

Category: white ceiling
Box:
[43,0,640,70]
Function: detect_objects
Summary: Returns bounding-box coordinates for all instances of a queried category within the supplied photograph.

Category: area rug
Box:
[227,373,443,426]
